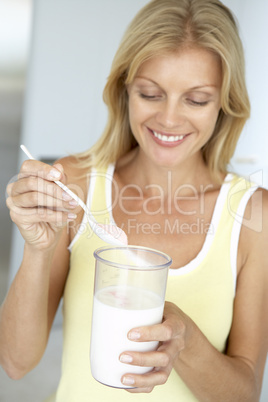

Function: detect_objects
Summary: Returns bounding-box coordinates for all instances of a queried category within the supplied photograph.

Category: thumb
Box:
[52,163,68,184]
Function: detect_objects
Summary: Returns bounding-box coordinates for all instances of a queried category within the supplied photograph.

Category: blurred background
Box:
[0,0,267,401]
[0,0,31,315]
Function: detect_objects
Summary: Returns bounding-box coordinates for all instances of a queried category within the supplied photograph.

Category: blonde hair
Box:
[76,0,250,177]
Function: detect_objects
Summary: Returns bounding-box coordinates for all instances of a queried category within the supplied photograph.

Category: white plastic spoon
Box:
[20,145,128,246]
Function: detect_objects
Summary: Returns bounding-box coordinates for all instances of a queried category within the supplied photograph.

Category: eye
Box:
[187,99,209,107]
[139,93,161,100]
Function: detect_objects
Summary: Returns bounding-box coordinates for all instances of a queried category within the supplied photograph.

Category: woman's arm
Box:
[0,158,77,379]
[0,232,70,380]
[119,188,268,401]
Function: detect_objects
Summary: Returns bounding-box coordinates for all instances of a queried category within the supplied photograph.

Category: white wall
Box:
[224,0,268,188]
[20,0,149,160]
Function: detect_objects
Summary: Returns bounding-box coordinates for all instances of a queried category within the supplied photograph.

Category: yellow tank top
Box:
[52,165,258,402]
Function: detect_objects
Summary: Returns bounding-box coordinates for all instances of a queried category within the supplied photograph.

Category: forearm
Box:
[0,244,55,379]
[174,324,259,402]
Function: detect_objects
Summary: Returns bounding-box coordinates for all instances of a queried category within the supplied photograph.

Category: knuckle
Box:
[9,210,18,224]
[145,387,153,393]
[21,159,32,172]
[177,319,186,338]
[161,352,170,367]
[21,160,47,179]
[163,323,173,340]
[6,196,13,209]
[159,371,168,385]
[6,183,13,196]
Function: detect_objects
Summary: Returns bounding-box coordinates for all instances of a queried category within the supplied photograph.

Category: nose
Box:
[155,99,186,129]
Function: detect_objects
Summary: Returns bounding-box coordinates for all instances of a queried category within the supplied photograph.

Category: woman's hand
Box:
[119,301,193,393]
[6,159,77,251]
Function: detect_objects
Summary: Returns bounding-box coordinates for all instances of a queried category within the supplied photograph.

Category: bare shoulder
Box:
[239,186,268,272]
[56,154,89,179]
[243,186,268,238]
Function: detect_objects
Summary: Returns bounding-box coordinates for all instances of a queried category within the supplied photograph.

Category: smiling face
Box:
[127,47,222,170]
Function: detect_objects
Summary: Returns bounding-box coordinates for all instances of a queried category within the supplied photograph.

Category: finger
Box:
[6,176,79,215]
[9,206,77,226]
[127,323,172,343]
[128,319,185,343]
[125,385,154,394]
[119,350,169,368]
[7,191,78,212]
[8,176,69,199]
[53,163,64,175]
[121,368,168,390]
[19,160,63,182]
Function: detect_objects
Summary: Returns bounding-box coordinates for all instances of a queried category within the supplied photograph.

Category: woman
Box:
[2,0,268,401]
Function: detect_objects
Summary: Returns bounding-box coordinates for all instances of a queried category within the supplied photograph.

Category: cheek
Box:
[128,98,150,132]
[195,107,220,135]
[128,102,141,142]
[209,107,221,133]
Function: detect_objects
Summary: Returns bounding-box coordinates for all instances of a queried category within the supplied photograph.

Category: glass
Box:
[90,245,172,388]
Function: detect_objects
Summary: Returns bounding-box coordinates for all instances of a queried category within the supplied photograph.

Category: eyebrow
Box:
[134,76,160,85]
[135,76,218,90]
[190,85,218,90]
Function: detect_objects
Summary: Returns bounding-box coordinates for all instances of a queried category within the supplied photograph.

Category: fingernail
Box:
[122,376,135,386]
[128,330,140,340]
[69,200,78,207]
[68,213,77,219]
[119,354,133,364]
[48,169,61,179]
[62,192,72,201]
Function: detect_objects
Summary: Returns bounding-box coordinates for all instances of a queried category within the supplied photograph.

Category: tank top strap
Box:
[226,174,259,291]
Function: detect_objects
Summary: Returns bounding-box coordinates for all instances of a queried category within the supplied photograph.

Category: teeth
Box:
[153,131,184,142]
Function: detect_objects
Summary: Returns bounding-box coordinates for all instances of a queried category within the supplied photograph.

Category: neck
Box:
[117,147,214,198]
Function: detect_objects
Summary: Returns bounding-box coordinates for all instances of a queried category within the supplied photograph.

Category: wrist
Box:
[175,319,204,367]
[23,242,55,264]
